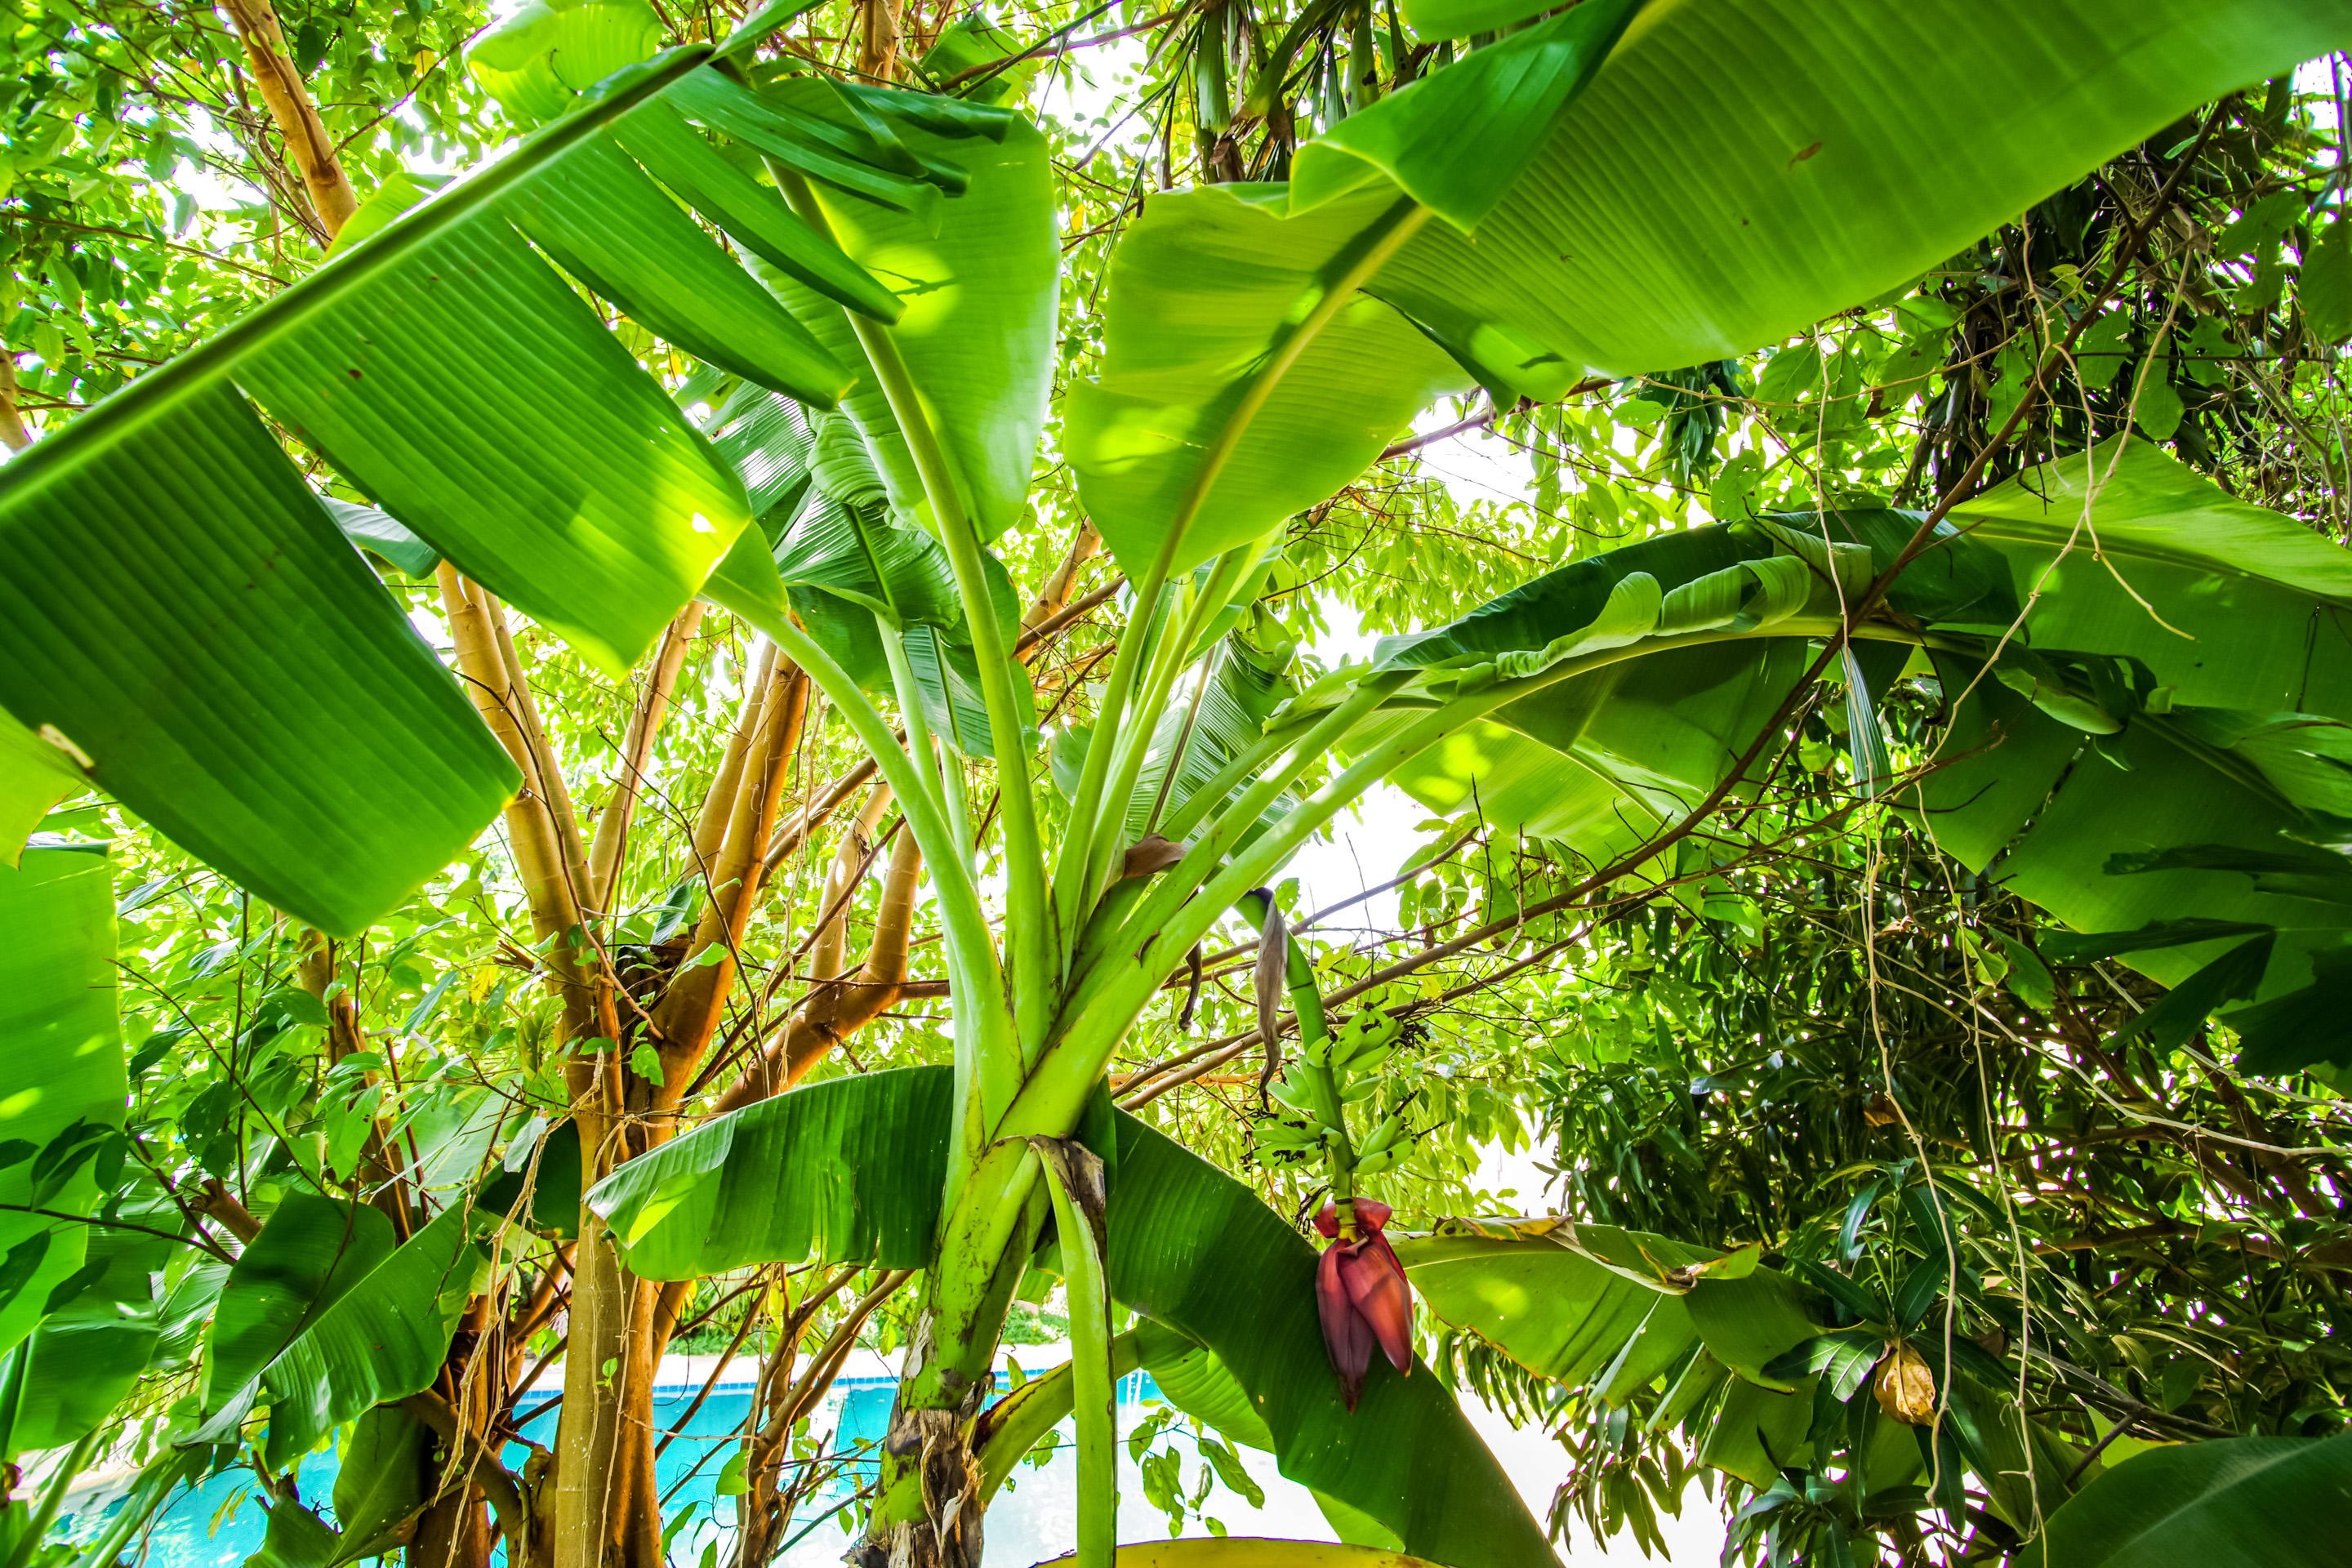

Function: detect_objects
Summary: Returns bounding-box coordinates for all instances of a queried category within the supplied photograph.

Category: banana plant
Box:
[2,2,2349,1567]
[1384,1210,2352,1561]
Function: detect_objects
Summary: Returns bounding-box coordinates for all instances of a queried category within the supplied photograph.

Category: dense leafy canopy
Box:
[7,3,2352,1568]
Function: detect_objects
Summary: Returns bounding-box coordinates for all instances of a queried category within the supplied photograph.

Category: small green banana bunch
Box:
[1258,1009,1411,1176]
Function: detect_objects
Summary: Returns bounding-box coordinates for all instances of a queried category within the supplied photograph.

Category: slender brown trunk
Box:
[294,929,410,1235]
[491,605,593,902]
[649,663,808,1093]
[857,0,903,82]
[414,1489,493,1568]
[410,1291,532,1568]
[763,758,882,877]
[588,603,706,913]
[812,784,894,986]
[198,1177,263,1243]
[438,564,601,1041]
[0,345,30,452]
[555,1210,648,1568]
[403,1386,532,1568]
[216,0,359,238]
[690,642,777,883]
[747,826,922,1106]
[1021,523,1102,647]
[437,566,626,1568]
[584,643,819,1568]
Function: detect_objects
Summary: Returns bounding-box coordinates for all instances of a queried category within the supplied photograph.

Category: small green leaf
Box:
[0,1235,51,1307]
[2304,217,2352,344]
[2132,372,2185,440]
[1992,933,2057,1011]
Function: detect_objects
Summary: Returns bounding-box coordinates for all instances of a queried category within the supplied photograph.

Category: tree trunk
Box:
[414,1488,493,1568]
[294,929,412,1235]
[215,0,359,238]
[400,1379,528,1568]
[1,344,31,451]
[570,643,813,1568]
[854,1198,1040,1568]
[857,0,903,83]
[437,568,635,1568]
[588,603,706,913]
[554,1209,659,1568]
[853,1316,994,1568]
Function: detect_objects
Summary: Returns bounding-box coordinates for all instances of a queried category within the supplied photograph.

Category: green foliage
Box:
[254,1205,487,1468]
[0,846,126,1360]
[201,1195,396,1416]
[590,1067,952,1278]
[1108,1119,1553,1568]
[11,3,2352,1566]
[327,1406,434,1565]
[2023,1432,2352,1566]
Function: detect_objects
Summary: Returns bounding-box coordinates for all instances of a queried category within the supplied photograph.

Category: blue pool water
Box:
[60,1366,1330,1566]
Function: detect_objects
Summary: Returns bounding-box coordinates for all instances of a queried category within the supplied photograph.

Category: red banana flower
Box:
[1313,1198,1412,1410]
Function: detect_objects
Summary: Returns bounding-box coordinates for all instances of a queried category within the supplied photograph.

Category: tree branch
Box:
[215,0,359,238]
[587,601,706,915]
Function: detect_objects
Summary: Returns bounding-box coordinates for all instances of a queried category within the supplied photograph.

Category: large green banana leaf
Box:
[1395,1220,1823,1395]
[1071,0,2350,580]
[468,0,666,129]
[590,1069,1552,1568]
[694,73,1054,546]
[1939,443,2352,712]
[1129,1319,1276,1453]
[1898,445,2352,1018]
[1107,1123,1556,1568]
[1388,0,2345,376]
[2022,1431,2352,1566]
[331,1405,434,1566]
[1360,444,2352,1049]
[0,845,127,1360]
[0,375,516,935]
[1399,1225,1698,1394]
[200,1194,398,1415]
[587,1066,953,1280]
[713,388,1033,756]
[0,715,85,864]
[17,1307,162,1457]
[0,44,982,933]
[1923,675,2352,1001]
[243,1499,341,1568]
[1361,519,1866,868]
[1895,457,2352,1037]
[1389,1222,2084,1524]
[253,1205,489,1469]
[13,1217,174,1452]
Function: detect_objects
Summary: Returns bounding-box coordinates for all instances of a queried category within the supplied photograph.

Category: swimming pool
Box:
[60,1365,1333,1566]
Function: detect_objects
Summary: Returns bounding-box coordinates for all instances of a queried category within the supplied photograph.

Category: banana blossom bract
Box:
[1314,1199,1411,1409]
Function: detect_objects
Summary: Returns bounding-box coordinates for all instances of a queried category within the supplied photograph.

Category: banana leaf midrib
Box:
[0,44,716,507]
[1954,513,2352,608]
[1363,617,1924,719]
